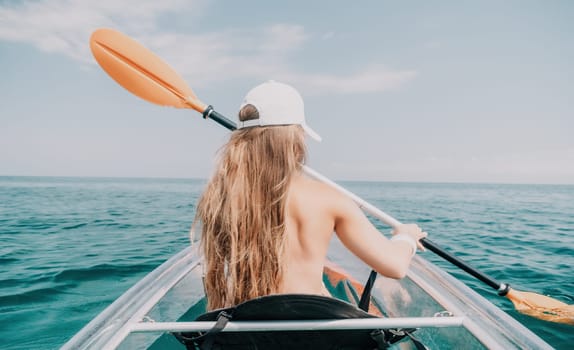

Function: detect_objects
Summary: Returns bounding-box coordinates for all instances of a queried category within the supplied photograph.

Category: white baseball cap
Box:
[238,80,322,142]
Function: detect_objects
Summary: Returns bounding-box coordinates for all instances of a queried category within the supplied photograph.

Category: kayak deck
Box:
[62,245,552,349]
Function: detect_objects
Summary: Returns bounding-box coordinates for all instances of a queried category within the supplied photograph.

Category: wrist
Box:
[391,233,417,257]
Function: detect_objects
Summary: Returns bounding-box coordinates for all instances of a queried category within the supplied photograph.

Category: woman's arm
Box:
[331,190,427,279]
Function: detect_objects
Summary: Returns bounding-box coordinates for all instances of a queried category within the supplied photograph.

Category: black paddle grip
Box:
[202,106,237,131]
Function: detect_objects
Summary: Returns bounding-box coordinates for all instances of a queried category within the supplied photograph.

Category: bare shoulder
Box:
[291,175,356,213]
[292,175,336,197]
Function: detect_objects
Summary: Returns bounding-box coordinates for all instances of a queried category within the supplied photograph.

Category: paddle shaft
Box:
[419,239,509,295]
[202,106,237,130]
[201,105,511,296]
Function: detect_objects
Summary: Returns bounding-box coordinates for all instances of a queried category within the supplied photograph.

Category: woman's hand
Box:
[392,224,428,252]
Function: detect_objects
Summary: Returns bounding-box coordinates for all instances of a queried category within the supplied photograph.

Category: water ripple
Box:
[52,263,157,283]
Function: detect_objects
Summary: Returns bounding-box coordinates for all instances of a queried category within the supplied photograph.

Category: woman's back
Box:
[282,174,335,296]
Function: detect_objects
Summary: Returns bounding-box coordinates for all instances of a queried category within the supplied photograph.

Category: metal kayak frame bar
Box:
[131,317,465,333]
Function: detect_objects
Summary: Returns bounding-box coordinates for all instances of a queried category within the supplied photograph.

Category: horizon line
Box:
[1,174,573,187]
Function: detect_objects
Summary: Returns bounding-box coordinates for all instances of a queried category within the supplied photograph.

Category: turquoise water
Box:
[0,176,572,349]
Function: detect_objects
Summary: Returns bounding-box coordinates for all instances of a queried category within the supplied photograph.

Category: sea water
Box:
[0,176,572,349]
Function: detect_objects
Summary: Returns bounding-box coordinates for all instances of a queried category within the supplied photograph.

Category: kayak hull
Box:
[62,245,552,350]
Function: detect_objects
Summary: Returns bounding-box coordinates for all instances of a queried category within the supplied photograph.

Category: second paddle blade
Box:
[507,289,574,325]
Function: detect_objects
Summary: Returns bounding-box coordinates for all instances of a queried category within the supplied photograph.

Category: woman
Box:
[194,81,427,311]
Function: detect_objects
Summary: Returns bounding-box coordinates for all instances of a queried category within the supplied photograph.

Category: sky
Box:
[1,0,573,184]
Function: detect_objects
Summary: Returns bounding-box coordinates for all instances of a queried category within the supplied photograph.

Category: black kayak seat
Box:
[174,294,424,350]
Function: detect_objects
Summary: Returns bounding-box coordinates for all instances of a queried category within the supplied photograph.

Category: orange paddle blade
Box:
[90,28,207,113]
[507,289,574,325]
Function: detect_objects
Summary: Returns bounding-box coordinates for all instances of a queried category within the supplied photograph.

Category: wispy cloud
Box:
[328,147,574,183]
[289,65,418,94]
[144,25,309,87]
[0,0,417,94]
[0,0,194,62]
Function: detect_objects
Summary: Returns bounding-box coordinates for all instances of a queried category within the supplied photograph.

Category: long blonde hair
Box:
[194,105,307,310]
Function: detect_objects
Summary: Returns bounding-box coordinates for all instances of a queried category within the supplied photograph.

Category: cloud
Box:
[289,65,417,94]
[321,31,335,40]
[0,0,194,62]
[328,147,574,183]
[143,25,309,87]
[147,30,417,93]
[0,0,417,94]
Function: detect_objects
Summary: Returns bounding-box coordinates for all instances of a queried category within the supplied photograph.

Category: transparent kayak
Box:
[62,245,552,349]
